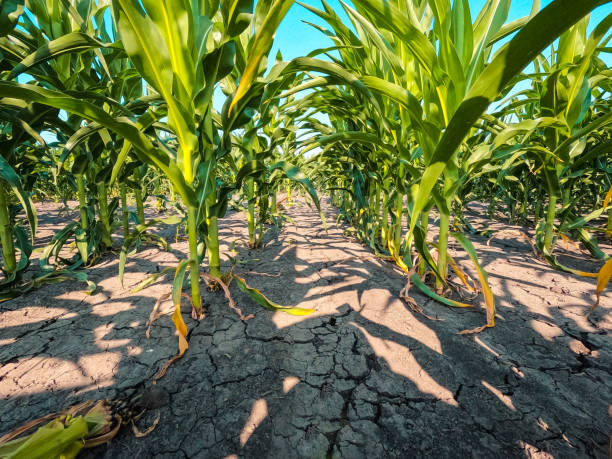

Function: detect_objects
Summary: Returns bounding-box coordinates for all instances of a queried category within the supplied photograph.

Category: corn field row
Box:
[0,0,611,453]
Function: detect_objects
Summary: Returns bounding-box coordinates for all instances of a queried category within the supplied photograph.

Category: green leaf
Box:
[229,0,294,114]
[112,0,198,178]
[7,32,116,80]
[130,266,174,293]
[270,160,326,229]
[281,57,384,117]
[234,275,315,315]
[301,131,392,156]
[410,0,609,238]
[351,0,444,83]
[0,155,36,242]
[0,0,23,37]
[0,81,197,208]
[222,0,254,37]
[409,274,471,308]
[4,416,88,459]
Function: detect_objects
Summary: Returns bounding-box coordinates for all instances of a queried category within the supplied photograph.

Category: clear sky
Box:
[253,0,611,146]
[269,0,612,61]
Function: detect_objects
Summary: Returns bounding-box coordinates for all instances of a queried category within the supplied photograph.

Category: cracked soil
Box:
[0,197,611,458]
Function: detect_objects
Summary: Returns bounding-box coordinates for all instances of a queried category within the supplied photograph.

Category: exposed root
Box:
[131,410,161,438]
[153,353,185,382]
[458,324,491,335]
[201,272,254,322]
[399,277,440,321]
[448,279,480,301]
[205,278,221,291]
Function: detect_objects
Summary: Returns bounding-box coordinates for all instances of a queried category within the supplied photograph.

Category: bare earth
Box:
[0,197,610,458]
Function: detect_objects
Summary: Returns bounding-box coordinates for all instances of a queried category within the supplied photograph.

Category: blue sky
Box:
[254,0,611,146]
[269,0,612,61]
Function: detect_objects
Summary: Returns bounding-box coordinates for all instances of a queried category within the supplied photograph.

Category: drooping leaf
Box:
[0,155,36,242]
[234,274,316,315]
[7,32,116,79]
[452,232,495,330]
[592,257,612,310]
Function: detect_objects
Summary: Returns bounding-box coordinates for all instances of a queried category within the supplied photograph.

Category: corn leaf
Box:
[229,0,294,114]
[410,0,609,238]
[593,257,612,310]
[0,81,197,208]
[234,275,315,315]
[452,232,495,328]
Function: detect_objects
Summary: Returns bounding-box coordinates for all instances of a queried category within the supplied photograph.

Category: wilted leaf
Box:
[234,275,315,315]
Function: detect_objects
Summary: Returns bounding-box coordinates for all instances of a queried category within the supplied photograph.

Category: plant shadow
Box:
[0,197,610,458]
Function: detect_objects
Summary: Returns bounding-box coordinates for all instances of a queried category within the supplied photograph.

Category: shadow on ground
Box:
[0,198,610,458]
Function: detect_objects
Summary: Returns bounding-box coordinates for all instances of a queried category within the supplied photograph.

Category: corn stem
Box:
[205,182,221,278]
[120,183,129,239]
[270,189,277,215]
[418,210,429,276]
[76,174,88,231]
[393,191,403,252]
[0,183,16,274]
[543,194,557,252]
[247,178,255,246]
[206,214,221,277]
[187,205,202,311]
[75,174,90,263]
[133,171,145,225]
[381,189,389,247]
[436,210,450,292]
[97,181,112,248]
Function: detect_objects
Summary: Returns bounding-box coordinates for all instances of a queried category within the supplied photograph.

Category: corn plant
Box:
[227,86,320,247]
[0,103,46,284]
[275,0,611,330]
[482,15,612,274]
[0,0,295,310]
[0,0,608,333]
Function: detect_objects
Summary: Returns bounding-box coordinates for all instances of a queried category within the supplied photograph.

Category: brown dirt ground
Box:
[0,197,610,458]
